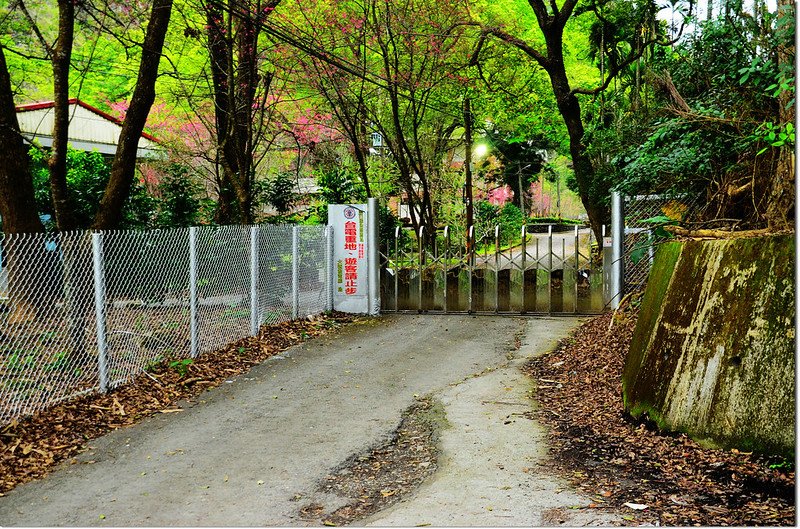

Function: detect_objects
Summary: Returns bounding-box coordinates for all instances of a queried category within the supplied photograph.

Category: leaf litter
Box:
[523,305,795,526]
[302,396,444,526]
[0,313,356,494]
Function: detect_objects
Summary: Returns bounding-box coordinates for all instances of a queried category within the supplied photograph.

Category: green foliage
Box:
[529,216,582,225]
[474,201,524,246]
[317,166,366,205]
[482,125,552,209]
[595,9,794,215]
[313,166,367,224]
[30,147,156,229]
[257,172,297,215]
[497,203,525,245]
[754,122,795,154]
[628,216,676,264]
[168,358,193,378]
[155,164,204,227]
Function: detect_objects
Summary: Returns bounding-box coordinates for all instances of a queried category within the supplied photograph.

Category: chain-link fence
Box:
[623,194,700,293]
[0,224,331,426]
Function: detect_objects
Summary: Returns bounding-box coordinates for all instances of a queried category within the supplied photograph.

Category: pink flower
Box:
[488,185,513,206]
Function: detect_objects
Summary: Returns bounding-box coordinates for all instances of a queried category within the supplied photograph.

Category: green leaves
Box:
[629,216,676,265]
[755,122,795,155]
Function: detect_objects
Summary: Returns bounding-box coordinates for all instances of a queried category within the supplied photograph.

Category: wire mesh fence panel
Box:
[297,226,328,318]
[103,229,191,388]
[0,231,97,424]
[258,225,294,326]
[195,225,251,355]
[624,194,700,293]
[0,223,332,427]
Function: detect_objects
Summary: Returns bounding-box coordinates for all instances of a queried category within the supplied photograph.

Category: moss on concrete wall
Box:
[623,234,795,457]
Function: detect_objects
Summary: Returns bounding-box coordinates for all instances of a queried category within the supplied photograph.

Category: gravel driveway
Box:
[0,314,617,526]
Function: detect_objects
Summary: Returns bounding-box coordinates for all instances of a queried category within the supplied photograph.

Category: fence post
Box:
[520,225,527,314]
[547,225,553,314]
[367,197,380,316]
[394,226,400,312]
[189,227,198,358]
[325,225,334,312]
[292,226,300,320]
[574,225,580,313]
[250,226,259,336]
[468,225,474,313]
[91,232,109,393]
[443,226,449,313]
[610,191,625,309]
[494,224,500,313]
[418,226,424,312]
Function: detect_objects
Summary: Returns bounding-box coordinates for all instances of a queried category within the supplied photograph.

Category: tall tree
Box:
[93,0,174,229]
[48,0,77,230]
[291,0,374,197]
[0,45,45,323]
[203,0,280,224]
[764,0,794,229]
[474,0,683,241]
[365,0,469,236]
[0,45,44,236]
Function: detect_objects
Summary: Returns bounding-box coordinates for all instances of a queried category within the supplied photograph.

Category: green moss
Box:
[622,235,795,458]
[623,241,683,403]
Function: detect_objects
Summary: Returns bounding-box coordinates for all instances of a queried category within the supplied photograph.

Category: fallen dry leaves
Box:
[0,313,356,494]
[312,397,441,526]
[524,307,795,526]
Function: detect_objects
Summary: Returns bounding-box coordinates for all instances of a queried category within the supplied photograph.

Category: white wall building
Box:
[16,99,162,158]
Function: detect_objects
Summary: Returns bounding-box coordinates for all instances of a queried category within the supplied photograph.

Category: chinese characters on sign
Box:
[331,204,369,313]
[344,257,357,295]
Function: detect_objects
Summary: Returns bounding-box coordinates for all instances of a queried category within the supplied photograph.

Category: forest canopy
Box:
[0,0,794,237]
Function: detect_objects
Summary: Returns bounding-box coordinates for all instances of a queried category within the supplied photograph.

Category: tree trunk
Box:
[0,46,47,323]
[547,62,608,243]
[764,0,795,230]
[48,0,77,231]
[93,0,173,230]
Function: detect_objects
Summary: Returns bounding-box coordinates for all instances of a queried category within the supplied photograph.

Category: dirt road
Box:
[0,315,618,526]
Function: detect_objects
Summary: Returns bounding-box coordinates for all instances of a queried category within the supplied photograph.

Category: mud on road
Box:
[0,314,619,526]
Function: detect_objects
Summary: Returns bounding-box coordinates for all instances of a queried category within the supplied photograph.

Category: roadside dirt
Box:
[301,396,445,526]
[524,307,795,526]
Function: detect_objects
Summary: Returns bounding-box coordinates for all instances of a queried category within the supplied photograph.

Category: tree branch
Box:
[16,0,53,56]
[480,27,549,69]
[570,1,696,97]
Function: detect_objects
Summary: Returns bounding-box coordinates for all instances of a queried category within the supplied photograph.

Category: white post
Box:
[494,224,500,313]
[91,232,109,393]
[367,197,380,315]
[250,226,259,335]
[189,227,199,358]
[325,225,334,312]
[548,224,553,314]
[292,226,300,319]
[574,225,580,312]
[611,191,625,309]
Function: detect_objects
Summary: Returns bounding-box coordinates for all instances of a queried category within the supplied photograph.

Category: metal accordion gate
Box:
[380,224,606,315]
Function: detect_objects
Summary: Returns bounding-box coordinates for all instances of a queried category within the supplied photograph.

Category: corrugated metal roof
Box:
[16,99,162,157]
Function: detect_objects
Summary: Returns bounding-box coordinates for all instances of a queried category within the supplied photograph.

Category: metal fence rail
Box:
[381,222,603,315]
[0,224,331,426]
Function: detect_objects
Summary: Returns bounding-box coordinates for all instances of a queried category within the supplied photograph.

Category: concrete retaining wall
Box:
[622,234,795,456]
